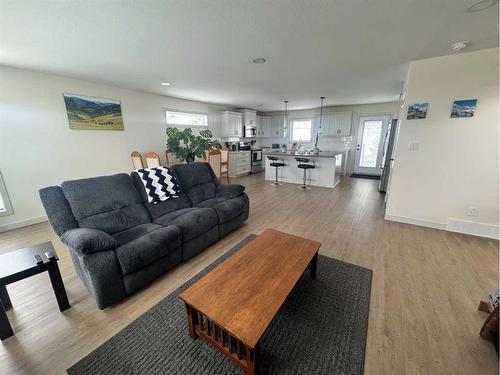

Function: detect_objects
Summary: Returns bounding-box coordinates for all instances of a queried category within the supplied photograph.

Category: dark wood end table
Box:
[0,242,70,340]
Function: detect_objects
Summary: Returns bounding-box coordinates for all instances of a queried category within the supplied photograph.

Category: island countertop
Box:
[263,150,346,158]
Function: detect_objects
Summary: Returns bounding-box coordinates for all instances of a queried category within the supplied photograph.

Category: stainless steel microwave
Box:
[244,125,257,138]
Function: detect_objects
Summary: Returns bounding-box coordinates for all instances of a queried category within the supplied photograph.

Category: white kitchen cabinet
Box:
[228,151,251,177]
[241,109,257,127]
[256,115,263,138]
[256,115,272,137]
[271,116,285,138]
[316,112,352,137]
[221,111,243,137]
[262,116,272,137]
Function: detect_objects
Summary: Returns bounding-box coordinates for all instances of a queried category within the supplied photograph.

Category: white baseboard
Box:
[385,214,500,240]
[446,218,499,240]
[384,214,447,230]
[0,215,48,233]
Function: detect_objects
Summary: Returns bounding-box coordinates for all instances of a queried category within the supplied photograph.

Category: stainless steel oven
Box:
[251,149,263,173]
[244,125,257,138]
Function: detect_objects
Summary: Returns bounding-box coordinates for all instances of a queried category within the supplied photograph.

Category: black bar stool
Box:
[267,156,285,186]
[295,157,316,190]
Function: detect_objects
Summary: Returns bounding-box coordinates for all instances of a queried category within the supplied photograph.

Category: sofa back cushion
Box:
[130,170,192,220]
[61,173,151,234]
[172,163,218,205]
[39,186,79,236]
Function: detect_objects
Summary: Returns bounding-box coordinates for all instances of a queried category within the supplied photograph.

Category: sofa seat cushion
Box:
[114,225,181,275]
[153,207,218,242]
[196,195,247,224]
[113,223,164,247]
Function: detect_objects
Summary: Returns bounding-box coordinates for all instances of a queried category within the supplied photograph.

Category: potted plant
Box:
[166,127,221,162]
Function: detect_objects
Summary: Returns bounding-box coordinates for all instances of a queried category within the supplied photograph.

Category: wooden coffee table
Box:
[180,229,321,375]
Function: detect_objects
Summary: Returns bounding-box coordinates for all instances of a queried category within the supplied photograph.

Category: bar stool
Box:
[295,157,316,190]
[267,156,285,186]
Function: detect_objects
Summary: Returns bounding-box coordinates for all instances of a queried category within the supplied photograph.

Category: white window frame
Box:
[290,118,313,142]
[165,109,209,128]
[0,171,13,217]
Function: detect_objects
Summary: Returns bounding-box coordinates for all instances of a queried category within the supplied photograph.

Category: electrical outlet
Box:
[408,142,419,151]
[467,206,478,217]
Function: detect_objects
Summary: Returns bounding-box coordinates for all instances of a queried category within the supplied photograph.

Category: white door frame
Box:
[354,115,391,176]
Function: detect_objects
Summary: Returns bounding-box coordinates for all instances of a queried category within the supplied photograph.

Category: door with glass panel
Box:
[353,115,391,176]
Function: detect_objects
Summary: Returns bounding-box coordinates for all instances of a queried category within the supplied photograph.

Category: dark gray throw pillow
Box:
[61,228,117,254]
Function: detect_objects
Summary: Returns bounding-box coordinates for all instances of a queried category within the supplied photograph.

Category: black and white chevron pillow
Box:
[136,166,181,204]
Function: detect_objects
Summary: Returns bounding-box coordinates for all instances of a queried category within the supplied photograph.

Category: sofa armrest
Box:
[216,184,245,199]
[61,228,117,254]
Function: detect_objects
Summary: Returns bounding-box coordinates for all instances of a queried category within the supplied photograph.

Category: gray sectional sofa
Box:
[39,162,249,309]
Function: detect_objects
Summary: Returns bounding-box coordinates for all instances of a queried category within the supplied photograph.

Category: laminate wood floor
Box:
[0,174,498,375]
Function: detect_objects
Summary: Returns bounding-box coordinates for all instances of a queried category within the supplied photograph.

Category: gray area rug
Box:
[68,234,372,375]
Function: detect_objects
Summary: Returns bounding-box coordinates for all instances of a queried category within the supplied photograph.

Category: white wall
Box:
[386,48,499,239]
[260,101,399,173]
[0,66,231,231]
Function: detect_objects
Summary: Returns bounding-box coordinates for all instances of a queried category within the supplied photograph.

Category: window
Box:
[0,171,13,216]
[359,120,383,168]
[291,119,313,142]
[165,110,208,127]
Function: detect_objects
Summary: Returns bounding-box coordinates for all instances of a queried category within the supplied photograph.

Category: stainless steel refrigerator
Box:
[378,119,398,193]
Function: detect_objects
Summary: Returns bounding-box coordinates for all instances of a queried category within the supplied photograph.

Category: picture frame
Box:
[450,99,477,118]
[407,103,429,120]
[63,93,124,130]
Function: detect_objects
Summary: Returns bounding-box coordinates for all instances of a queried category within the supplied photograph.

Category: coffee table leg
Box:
[247,344,258,375]
[0,284,12,311]
[185,303,199,340]
[309,253,318,280]
[0,298,14,340]
[47,261,70,312]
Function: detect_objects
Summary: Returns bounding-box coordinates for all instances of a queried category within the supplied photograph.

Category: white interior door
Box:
[353,115,391,176]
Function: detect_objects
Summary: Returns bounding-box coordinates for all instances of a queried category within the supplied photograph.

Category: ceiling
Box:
[0,0,498,111]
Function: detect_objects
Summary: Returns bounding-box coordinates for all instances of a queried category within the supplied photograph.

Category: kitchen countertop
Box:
[264,150,345,158]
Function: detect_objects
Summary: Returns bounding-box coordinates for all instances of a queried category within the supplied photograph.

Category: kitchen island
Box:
[264,150,346,188]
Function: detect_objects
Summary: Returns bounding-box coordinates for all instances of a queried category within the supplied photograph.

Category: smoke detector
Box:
[451,41,469,52]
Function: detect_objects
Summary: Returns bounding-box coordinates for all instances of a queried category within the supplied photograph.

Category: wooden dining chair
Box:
[220,147,230,183]
[130,151,144,170]
[144,152,161,168]
[165,149,184,167]
[207,149,222,180]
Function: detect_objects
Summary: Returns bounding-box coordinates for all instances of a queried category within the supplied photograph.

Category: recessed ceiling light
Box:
[252,58,266,64]
[160,82,171,86]
[466,0,498,12]
[451,41,469,51]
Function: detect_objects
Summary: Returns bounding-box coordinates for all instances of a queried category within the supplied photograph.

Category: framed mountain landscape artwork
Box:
[451,99,477,118]
[63,93,124,130]
[407,103,428,120]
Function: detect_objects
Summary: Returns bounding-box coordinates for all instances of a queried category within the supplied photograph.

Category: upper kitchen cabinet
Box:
[221,111,243,137]
[271,116,285,138]
[317,112,352,137]
[241,109,257,127]
[256,116,272,137]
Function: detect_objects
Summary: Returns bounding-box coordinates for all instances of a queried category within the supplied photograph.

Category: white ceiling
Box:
[1,0,498,111]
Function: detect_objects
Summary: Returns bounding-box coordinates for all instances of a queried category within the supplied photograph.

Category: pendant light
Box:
[283,100,288,138]
[313,96,325,154]
[318,96,325,134]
